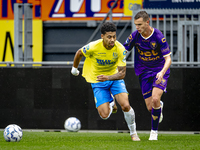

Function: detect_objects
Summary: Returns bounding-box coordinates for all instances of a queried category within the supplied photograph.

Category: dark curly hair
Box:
[100,22,117,35]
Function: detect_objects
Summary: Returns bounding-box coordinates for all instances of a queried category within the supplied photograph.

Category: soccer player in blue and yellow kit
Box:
[124,11,172,140]
[71,22,140,141]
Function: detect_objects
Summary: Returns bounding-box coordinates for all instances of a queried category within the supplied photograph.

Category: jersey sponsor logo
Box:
[150,41,157,49]
[96,58,116,65]
[86,45,89,50]
[122,56,126,63]
[83,48,86,54]
[123,50,126,55]
[125,34,132,44]
[136,47,160,61]
[83,45,89,53]
[97,53,106,57]
[125,38,129,44]
[161,47,170,53]
[139,56,160,61]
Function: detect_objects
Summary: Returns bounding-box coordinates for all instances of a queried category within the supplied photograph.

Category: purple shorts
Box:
[139,72,169,99]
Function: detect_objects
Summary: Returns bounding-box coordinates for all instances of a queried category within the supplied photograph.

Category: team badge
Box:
[150,41,157,49]
[161,79,166,84]
[113,52,118,58]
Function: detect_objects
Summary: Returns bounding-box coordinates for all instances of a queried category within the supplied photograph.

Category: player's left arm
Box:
[155,35,172,84]
[156,54,172,84]
[96,66,126,82]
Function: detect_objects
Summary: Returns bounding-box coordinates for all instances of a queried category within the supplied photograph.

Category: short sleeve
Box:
[81,43,92,57]
[116,41,127,66]
[159,37,171,57]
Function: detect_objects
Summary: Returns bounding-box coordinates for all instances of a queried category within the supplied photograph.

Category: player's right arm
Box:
[96,66,126,82]
[123,31,137,51]
[71,49,84,76]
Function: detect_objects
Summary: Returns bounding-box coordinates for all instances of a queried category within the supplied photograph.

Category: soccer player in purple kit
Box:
[123,11,172,140]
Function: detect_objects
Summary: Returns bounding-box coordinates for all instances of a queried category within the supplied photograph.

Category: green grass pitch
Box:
[0,131,200,150]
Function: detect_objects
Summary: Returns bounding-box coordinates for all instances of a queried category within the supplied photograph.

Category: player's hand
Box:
[155,72,164,84]
[71,67,80,76]
[96,75,109,82]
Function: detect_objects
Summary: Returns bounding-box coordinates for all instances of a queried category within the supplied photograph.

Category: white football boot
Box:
[149,130,158,140]
[131,133,141,141]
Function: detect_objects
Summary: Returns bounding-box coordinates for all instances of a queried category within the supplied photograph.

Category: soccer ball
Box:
[3,124,23,142]
[64,117,81,132]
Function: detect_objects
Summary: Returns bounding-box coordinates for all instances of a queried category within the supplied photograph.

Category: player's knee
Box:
[99,111,110,120]
[100,113,109,120]
[152,96,160,104]
[120,103,130,112]
[151,97,161,108]
[101,116,109,120]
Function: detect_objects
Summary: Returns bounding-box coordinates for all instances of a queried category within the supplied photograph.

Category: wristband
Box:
[71,67,79,76]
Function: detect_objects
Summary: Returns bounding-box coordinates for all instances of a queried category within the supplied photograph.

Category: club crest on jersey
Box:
[150,41,157,49]
[113,52,118,58]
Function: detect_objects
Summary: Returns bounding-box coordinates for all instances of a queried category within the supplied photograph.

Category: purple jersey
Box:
[123,28,171,76]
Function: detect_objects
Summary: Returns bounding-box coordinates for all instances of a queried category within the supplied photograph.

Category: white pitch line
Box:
[0,129,199,134]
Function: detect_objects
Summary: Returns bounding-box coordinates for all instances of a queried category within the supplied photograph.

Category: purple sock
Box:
[151,108,161,130]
